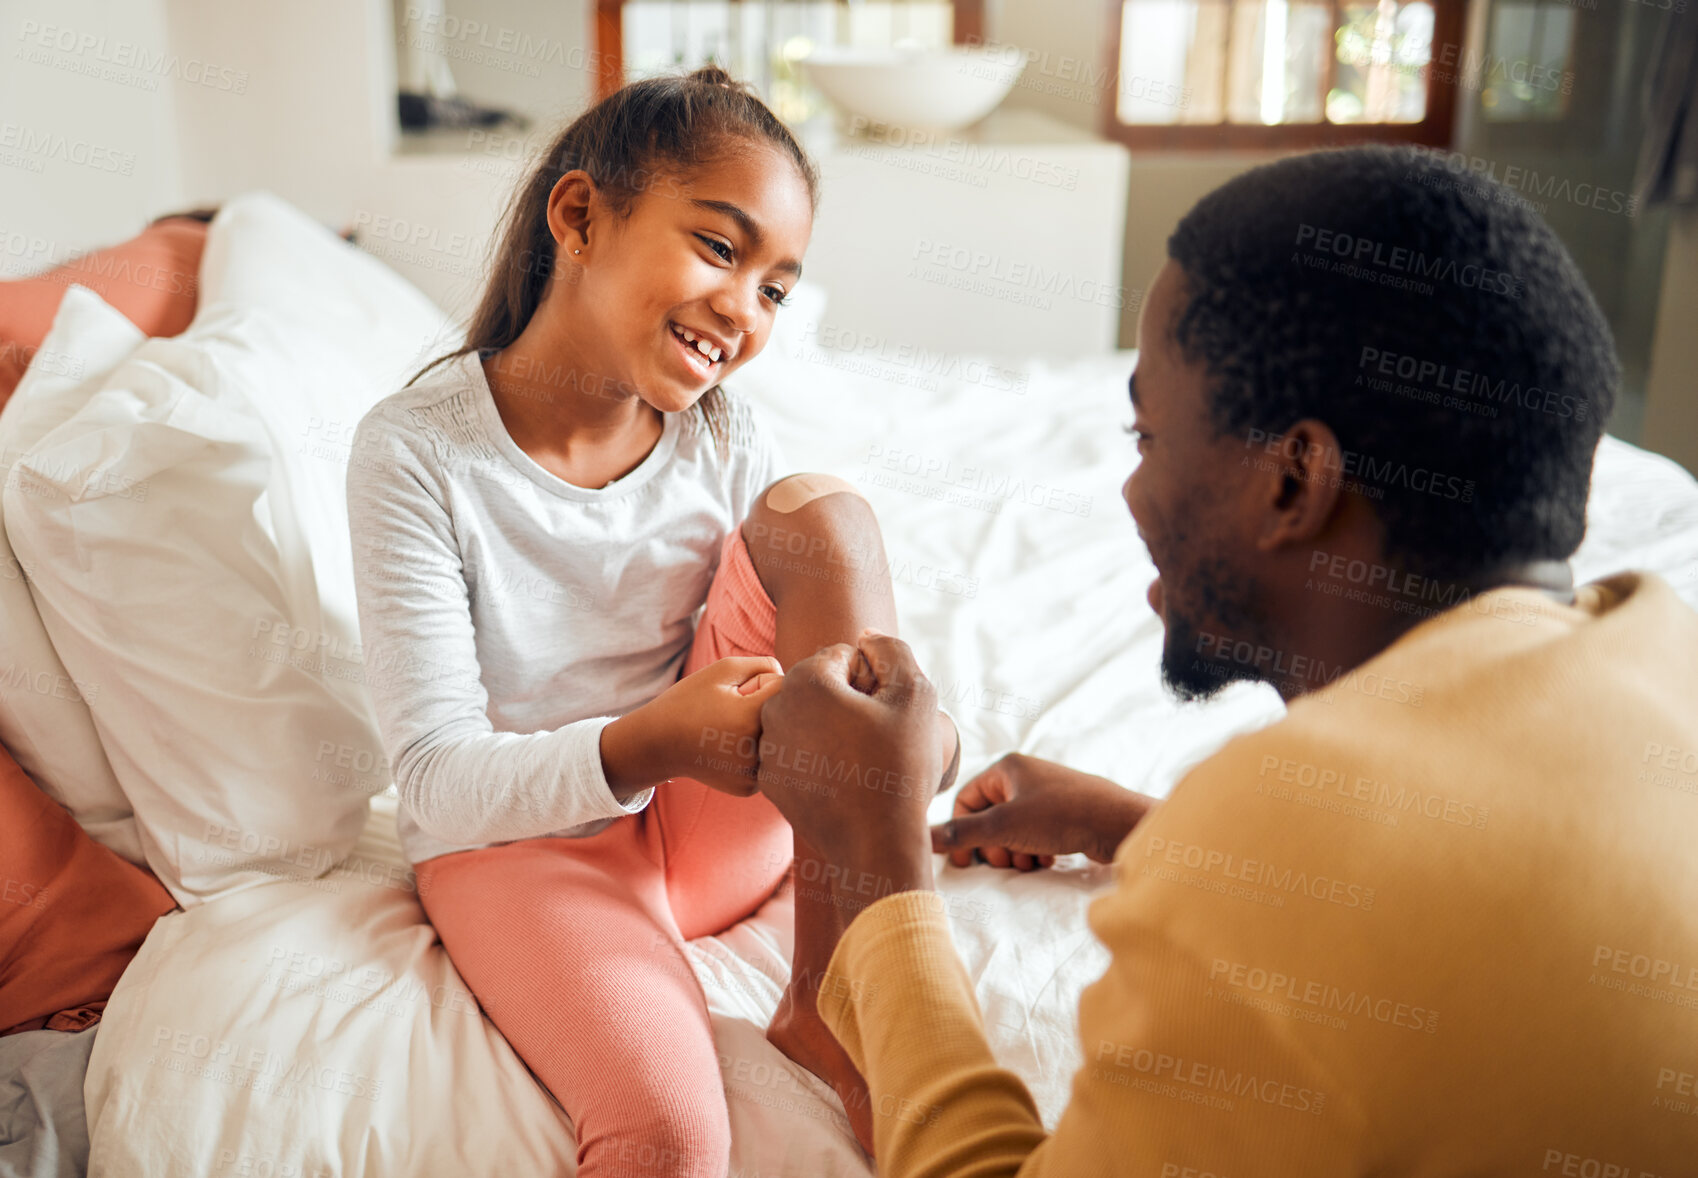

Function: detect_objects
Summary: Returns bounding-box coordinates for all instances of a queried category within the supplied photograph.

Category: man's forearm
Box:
[825,830,936,923]
[816,890,1049,1176]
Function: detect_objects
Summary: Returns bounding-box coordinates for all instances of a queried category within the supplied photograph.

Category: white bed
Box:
[25,197,1697,1177]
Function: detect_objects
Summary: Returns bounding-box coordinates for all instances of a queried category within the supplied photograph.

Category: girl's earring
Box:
[573,249,581,255]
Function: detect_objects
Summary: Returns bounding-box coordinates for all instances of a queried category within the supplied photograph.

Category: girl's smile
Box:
[668,320,732,379]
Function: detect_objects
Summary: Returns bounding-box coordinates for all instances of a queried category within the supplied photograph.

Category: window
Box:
[1477,0,1577,123]
[1107,0,1465,148]
[595,0,986,112]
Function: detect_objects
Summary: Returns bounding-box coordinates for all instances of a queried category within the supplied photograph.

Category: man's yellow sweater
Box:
[820,573,1698,1176]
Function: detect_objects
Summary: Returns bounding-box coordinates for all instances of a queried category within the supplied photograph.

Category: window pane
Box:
[1121,0,1437,127]
[621,1,952,120]
[1282,5,1335,122]
[842,2,953,49]
[1223,1,1333,123]
[1480,2,1574,122]
[1330,1,1433,123]
[1117,0,1227,125]
[624,2,735,80]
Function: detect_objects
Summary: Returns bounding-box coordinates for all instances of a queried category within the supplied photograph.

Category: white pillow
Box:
[5,307,381,903]
[0,285,145,864]
[196,193,460,639]
[5,194,460,904]
[197,191,459,400]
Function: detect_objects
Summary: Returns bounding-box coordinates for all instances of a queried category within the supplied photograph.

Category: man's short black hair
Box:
[1167,144,1618,580]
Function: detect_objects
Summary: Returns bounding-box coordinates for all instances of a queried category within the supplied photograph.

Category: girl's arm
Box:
[345,410,652,847]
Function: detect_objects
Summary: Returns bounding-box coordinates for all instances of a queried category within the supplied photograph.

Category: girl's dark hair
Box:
[415,66,818,454]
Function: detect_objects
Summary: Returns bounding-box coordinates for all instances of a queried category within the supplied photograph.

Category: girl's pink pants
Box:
[416,529,793,1178]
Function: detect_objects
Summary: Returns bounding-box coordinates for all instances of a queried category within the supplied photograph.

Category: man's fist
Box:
[755,630,941,867]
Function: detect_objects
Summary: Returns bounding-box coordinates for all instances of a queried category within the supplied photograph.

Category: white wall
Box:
[160,0,601,317]
[0,0,185,274]
[0,0,595,316]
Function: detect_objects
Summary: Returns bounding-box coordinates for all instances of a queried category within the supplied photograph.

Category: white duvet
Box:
[80,245,1698,1174]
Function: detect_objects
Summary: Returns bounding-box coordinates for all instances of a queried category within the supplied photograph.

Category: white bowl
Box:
[802,46,1025,134]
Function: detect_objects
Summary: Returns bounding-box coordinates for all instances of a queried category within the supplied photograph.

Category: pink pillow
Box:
[0,743,177,1036]
[0,218,206,407]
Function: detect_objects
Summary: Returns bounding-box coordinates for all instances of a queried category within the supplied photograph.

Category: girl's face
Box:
[558,144,814,414]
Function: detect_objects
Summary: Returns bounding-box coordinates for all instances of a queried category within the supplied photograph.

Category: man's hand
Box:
[756,630,941,911]
[931,753,1157,870]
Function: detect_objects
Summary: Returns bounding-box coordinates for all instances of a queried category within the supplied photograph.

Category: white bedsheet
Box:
[83,338,1698,1176]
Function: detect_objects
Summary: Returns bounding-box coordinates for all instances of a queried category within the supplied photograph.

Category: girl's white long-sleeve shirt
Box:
[345,351,778,867]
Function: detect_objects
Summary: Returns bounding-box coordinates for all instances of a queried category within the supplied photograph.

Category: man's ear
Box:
[1250,418,1345,553]
[544,170,597,263]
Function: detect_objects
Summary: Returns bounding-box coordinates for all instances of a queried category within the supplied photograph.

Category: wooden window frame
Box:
[594,0,987,100]
[1100,0,1465,150]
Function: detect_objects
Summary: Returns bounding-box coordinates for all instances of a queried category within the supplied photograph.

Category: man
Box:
[753,146,1698,1174]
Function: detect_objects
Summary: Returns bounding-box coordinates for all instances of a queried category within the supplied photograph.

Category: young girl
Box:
[347,68,958,1175]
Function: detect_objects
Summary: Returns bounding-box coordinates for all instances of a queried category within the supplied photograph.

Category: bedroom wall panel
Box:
[0,0,186,275]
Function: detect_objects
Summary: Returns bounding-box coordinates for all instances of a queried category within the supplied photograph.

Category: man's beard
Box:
[1158,557,1271,702]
